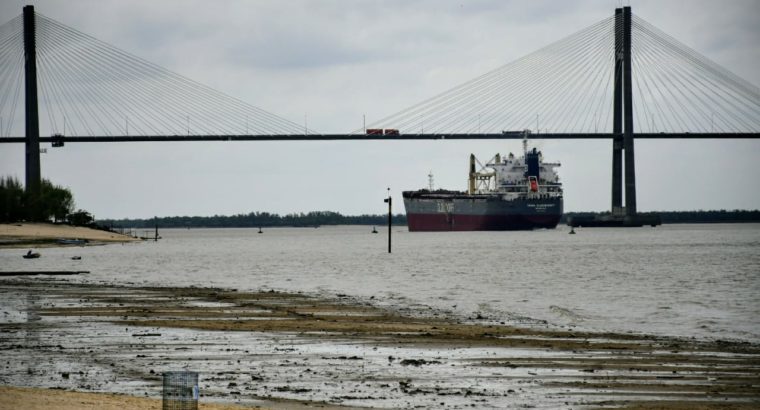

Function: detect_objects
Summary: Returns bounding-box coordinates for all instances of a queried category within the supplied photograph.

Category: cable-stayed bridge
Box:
[1,6,758,223]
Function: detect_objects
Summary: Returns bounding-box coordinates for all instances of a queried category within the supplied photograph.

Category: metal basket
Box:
[162,371,199,410]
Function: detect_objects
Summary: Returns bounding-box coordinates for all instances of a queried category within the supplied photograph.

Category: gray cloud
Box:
[0,0,758,218]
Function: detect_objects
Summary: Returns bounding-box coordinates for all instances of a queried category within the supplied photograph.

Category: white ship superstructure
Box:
[468,139,563,201]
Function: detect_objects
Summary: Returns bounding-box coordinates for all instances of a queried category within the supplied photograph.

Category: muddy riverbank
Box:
[1,280,758,408]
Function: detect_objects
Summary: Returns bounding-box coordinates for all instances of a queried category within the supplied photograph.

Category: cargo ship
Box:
[403,139,563,231]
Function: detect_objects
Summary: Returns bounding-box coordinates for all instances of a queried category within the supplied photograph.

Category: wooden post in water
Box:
[384,188,392,253]
[154,217,158,242]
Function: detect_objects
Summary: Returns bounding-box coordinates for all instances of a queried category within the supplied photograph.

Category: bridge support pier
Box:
[611,138,623,216]
[23,5,41,220]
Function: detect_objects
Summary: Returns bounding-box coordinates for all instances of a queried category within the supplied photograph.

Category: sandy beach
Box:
[0,386,269,410]
[1,280,758,409]
[0,223,138,248]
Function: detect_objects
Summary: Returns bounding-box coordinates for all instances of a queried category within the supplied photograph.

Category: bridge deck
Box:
[2,132,759,143]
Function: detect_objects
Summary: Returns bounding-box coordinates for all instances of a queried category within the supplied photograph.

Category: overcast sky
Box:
[1,0,758,219]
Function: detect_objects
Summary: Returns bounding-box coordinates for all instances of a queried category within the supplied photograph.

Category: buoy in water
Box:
[371,226,378,234]
[258,227,263,234]
[569,227,576,234]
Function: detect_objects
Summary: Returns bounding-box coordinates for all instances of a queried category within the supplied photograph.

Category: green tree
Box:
[40,179,75,223]
[0,176,26,222]
[68,209,94,226]
[0,176,78,223]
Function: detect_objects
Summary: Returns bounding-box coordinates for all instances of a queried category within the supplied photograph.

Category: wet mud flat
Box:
[1,280,758,409]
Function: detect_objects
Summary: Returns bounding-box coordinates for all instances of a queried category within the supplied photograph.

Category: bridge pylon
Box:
[611,6,659,227]
[23,5,41,220]
[611,8,624,217]
[612,6,638,219]
[571,6,661,228]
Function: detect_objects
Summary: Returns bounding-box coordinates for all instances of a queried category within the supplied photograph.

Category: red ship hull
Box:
[406,212,561,231]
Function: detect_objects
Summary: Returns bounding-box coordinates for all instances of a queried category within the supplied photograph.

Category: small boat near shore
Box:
[57,238,88,246]
[23,250,40,259]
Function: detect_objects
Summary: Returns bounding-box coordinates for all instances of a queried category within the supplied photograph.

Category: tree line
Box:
[0,176,94,225]
[98,211,407,229]
[5,174,756,228]
[561,210,760,224]
[99,209,760,229]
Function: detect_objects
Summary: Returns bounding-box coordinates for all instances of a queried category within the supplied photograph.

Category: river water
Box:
[3,223,759,342]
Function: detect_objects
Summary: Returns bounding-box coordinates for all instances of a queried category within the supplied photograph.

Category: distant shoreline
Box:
[565,210,760,225]
[97,209,760,229]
